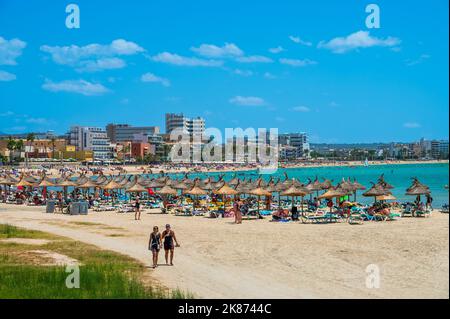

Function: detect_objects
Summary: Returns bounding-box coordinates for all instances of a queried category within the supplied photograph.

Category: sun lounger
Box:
[414,209,432,217]
[175,208,193,216]
[348,212,364,225]
[209,210,224,218]
[402,206,414,217]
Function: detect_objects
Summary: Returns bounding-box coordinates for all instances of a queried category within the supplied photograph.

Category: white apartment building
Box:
[278,133,310,158]
[165,113,205,137]
[69,126,115,160]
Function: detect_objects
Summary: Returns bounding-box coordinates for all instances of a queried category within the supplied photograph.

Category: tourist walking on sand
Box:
[161,224,180,266]
[149,226,161,268]
[134,196,141,220]
[234,200,242,224]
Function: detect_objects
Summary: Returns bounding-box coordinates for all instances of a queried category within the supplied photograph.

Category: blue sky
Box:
[0,0,448,143]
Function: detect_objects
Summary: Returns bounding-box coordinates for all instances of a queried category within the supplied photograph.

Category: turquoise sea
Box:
[166,163,449,207]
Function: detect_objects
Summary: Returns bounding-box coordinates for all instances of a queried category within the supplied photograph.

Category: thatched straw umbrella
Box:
[126,176,148,196]
[184,180,207,211]
[157,184,178,196]
[318,187,346,212]
[281,183,309,214]
[156,184,178,209]
[248,181,271,216]
[36,175,55,199]
[305,177,323,199]
[320,179,333,190]
[363,183,391,203]
[15,176,34,187]
[376,194,397,201]
[377,174,394,189]
[214,182,238,213]
[405,184,430,196]
[228,175,240,186]
[101,178,123,203]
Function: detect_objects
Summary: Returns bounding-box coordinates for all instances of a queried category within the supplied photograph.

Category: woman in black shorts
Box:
[161,224,180,266]
[135,196,141,220]
[149,226,161,268]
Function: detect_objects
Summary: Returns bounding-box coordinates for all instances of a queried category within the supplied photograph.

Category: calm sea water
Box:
[166,163,449,207]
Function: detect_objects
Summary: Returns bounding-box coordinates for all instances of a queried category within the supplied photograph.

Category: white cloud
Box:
[403,122,421,128]
[0,70,16,81]
[318,30,401,54]
[0,36,27,65]
[76,57,126,72]
[406,54,431,66]
[235,55,273,63]
[263,72,276,79]
[0,111,14,117]
[151,52,223,67]
[229,96,266,106]
[42,79,109,96]
[233,69,253,77]
[40,39,143,72]
[191,43,243,58]
[329,101,339,107]
[289,36,312,46]
[141,72,171,87]
[292,106,310,112]
[279,58,317,67]
[269,46,285,54]
[25,117,50,124]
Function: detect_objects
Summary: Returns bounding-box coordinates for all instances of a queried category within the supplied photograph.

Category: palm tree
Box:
[25,133,35,167]
[15,139,24,163]
[6,137,16,164]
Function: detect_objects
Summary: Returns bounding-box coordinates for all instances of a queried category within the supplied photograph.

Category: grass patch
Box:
[68,221,125,231]
[0,224,58,240]
[0,224,192,299]
[69,221,104,226]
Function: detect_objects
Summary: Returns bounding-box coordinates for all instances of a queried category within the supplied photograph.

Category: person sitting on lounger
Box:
[272,208,288,221]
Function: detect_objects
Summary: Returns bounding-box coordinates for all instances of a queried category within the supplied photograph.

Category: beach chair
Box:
[175,207,193,216]
[348,212,364,225]
[209,210,222,218]
[440,204,449,214]
[300,211,328,224]
[401,205,414,217]
[414,209,432,218]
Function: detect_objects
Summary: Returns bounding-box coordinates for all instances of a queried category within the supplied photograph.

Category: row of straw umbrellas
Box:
[0,172,432,212]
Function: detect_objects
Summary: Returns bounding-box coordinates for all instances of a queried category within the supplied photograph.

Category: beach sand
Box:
[0,204,448,299]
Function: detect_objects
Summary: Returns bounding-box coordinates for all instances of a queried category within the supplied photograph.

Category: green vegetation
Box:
[0,224,192,299]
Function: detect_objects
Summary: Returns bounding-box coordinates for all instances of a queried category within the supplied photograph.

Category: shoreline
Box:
[9,159,449,177]
[95,159,449,176]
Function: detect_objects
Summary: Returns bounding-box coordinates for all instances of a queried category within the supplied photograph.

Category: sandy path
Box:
[0,204,448,298]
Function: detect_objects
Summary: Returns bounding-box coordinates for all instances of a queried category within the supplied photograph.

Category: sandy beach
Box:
[0,203,448,299]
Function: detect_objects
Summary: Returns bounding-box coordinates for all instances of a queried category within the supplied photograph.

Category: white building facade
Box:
[69,126,115,160]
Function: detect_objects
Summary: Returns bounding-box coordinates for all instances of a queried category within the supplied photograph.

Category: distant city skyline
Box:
[0,0,448,143]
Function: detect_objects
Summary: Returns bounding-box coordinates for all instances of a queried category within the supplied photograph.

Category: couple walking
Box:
[148,224,180,268]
